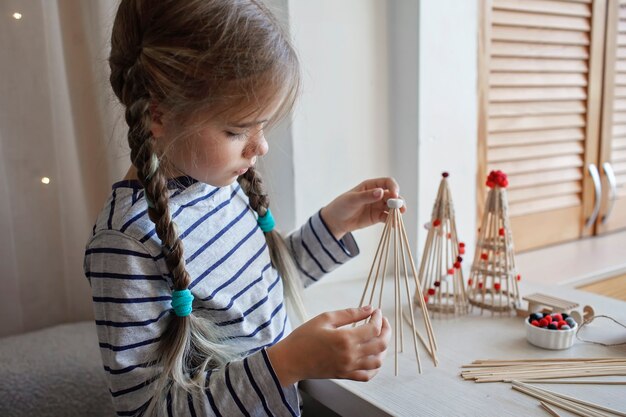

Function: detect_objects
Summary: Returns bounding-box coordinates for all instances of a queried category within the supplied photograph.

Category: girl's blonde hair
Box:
[108,0,305,414]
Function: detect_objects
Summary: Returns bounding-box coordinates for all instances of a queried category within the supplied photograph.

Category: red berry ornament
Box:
[447,268,455,275]
[480,253,488,261]
[468,279,473,286]
[433,219,441,227]
[498,228,505,237]
[434,281,441,287]
[494,282,501,291]
[459,242,465,248]
[428,288,436,296]
[531,320,539,327]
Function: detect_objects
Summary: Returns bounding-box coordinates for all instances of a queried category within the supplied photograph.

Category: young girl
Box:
[85,1,397,415]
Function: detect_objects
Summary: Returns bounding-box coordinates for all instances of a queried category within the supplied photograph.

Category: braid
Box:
[238,166,269,215]
[238,168,307,323]
[122,64,191,290]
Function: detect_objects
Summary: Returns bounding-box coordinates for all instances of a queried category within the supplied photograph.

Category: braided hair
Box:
[108,0,302,414]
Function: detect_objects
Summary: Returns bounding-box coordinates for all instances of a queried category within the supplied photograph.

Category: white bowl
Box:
[525,317,577,350]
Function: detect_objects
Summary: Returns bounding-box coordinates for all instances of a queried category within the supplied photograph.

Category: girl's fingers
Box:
[357,177,400,197]
[350,309,383,340]
[342,369,379,382]
[322,306,374,328]
[353,354,385,371]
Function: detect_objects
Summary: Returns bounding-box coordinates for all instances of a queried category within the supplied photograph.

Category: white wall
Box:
[286,0,391,282]
[417,0,479,267]
[266,0,478,283]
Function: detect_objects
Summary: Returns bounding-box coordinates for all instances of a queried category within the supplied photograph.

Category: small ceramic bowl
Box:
[525,317,577,350]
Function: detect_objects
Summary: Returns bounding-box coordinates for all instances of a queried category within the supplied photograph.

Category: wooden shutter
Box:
[597,0,626,233]
[478,0,607,251]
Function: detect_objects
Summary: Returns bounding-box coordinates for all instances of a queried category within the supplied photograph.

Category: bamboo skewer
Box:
[357,198,438,375]
[540,401,563,417]
[461,358,626,382]
[519,379,626,385]
[512,383,607,417]
[512,381,626,417]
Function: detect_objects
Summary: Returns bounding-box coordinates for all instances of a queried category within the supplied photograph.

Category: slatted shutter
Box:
[597,0,626,232]
[478,0,606,251]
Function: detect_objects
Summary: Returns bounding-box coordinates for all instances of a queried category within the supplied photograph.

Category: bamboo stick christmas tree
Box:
[467,170,521,314]
[415,172,469,317]
[357,198,438,375]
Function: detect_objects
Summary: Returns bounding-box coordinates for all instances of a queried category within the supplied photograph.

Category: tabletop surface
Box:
[300,278,626,417]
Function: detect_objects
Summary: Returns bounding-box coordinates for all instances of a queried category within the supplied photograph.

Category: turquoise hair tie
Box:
[171,289,194,317]
[257,208,275,233]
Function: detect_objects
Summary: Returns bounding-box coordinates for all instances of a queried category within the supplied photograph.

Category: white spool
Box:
[386,198,404,209]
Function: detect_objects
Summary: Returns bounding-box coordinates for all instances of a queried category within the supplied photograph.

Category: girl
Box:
[85,0,397,415]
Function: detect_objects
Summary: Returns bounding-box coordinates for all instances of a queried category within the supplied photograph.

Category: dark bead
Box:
[548,323,558,330]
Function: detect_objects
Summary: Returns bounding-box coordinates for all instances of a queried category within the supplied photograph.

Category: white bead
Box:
[387,198,404,209]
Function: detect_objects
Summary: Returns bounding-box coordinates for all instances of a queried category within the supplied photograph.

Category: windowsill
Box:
[516,230,626,288]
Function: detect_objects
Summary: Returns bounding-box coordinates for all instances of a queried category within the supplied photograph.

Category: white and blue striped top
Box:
[83,177,359,417]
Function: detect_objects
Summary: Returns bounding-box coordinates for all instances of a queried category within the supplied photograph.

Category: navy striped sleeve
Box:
[85,230,300,416]
[288,210,360,286]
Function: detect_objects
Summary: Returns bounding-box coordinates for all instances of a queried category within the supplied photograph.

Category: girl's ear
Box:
[149,102,165,138]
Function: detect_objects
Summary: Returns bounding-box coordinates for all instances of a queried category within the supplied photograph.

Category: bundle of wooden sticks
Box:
[461,358,626,383]
[461,358,626,417]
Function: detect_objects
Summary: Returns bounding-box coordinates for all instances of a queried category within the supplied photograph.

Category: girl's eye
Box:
[225,131,248,141]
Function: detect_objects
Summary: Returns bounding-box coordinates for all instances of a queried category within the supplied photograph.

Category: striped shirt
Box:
[83,177,359,416]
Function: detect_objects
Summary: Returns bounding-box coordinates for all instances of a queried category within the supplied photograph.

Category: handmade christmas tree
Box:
[467,170,522,314]
[415,172,469,317]
[357,198,438,375]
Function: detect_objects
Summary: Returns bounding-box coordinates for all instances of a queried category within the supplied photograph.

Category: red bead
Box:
[539,318,549,327]
[516,274,521,281]
[478,282,483,289]
[531,320,540,327]
[442,172,449,178]
[433,219,441,227]
[427,288,436,296]
[459,242,466,248]
[498,228,505,236]
[557,320,567,329]
[545,315,553,323]
[553,314,563,322]
[459,248,465,255]
[480,253,488,261]
[494,283,501,291]
[434,281,441,287]
[447,268,455,275]
[454,261,461,269]
[447,232,452,239]
[424,295,429,303]
[468,279,473,286]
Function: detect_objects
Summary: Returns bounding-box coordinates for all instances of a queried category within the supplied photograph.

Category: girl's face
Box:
[158,101,279,187]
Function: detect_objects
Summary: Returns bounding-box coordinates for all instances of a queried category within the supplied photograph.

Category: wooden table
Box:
[300,278,626,416]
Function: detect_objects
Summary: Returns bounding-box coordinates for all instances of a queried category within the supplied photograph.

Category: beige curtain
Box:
[0,0,128,337]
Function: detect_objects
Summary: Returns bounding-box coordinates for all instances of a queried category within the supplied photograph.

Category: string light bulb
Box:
[12,12,22,20]
[41,177,50,185]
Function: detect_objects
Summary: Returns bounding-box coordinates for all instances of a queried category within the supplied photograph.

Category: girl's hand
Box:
[267,306,391,386]
[320,177,403,239]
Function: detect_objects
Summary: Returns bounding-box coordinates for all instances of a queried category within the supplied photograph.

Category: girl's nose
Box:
[245,130,269,158]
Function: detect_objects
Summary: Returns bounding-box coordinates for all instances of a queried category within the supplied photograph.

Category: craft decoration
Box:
[467,170,521,314]
[357,198,438,375]
[415,172,469,317]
